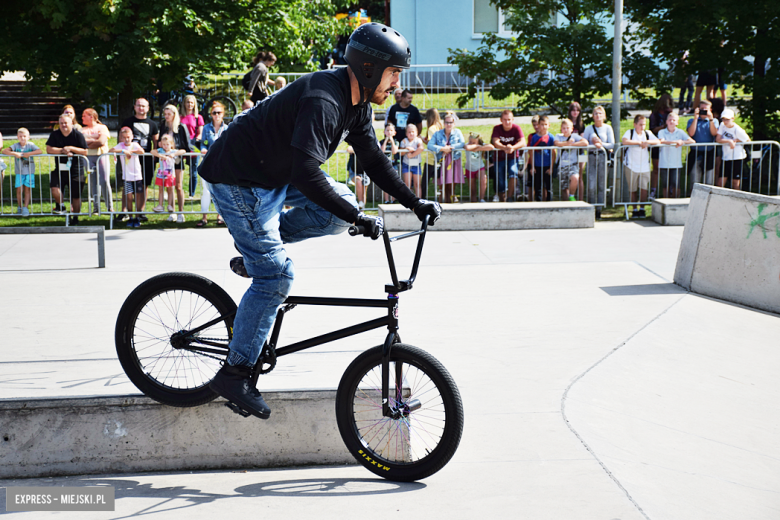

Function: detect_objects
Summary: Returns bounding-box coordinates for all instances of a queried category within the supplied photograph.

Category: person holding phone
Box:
[686,99,719,188]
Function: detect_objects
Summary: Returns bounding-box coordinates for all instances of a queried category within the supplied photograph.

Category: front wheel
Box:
[336,344,464,481]
[115,272,236,407]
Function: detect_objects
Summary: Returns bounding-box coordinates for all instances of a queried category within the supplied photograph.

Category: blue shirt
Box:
[201,122,229,152]
[686,117,719,155]
[529,133,555,167]
[427,128,465,161]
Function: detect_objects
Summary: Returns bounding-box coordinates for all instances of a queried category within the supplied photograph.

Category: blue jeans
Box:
[208,172,357,367]
[495,158,519,193]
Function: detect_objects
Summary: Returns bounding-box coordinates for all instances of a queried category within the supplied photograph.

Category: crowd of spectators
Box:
[362,88,753,218]
[0,78,754,223]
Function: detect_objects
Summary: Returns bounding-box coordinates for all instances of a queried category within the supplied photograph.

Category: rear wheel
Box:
[336,344,464,481]
[115,272,235,407]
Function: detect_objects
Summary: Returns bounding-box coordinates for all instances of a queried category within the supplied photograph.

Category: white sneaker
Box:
[177,214,185,223]
[166,214,176,222]
[358,200,365,209]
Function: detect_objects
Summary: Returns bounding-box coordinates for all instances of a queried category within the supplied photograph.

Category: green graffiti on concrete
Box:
[747,203,780,239]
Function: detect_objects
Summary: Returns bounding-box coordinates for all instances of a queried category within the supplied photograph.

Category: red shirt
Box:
[491,124,525,161]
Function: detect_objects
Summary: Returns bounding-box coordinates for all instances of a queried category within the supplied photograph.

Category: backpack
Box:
[242,70,252,91]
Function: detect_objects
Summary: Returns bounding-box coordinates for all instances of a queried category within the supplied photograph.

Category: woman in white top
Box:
[581,106,615,211]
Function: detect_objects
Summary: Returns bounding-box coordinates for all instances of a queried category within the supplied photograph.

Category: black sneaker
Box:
[230,256,250,278]
[631,208,640,219]
[210,364,271,420]
[638,208,647,218]
[138,214,149,223]
[71,216,79,225]
[117,214,128,222]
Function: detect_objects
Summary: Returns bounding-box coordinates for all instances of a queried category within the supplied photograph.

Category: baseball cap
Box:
[721,108,735,120]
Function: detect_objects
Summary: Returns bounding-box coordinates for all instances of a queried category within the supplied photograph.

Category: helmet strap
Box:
[360,86,377,105]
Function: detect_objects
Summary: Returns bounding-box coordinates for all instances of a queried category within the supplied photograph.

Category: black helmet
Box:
[345,23,411,103]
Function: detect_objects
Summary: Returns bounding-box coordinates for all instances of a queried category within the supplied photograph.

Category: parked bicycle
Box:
[114,217,464,482]
[151,76,239,123]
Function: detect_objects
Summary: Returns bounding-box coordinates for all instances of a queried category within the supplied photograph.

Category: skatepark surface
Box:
[0,220,777,519]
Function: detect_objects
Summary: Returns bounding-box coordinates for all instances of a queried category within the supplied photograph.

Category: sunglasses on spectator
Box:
[212,111,223,115]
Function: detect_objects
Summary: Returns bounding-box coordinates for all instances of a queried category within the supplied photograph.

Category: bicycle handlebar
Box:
[349,215,430,294]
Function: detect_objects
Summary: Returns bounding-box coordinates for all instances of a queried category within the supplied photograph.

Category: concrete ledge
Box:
[652,198,690,226]
[380,202,594,231]
[674,184,780,314]
[0,391,353,479]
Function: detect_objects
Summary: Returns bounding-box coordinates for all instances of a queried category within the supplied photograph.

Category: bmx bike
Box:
[114,218,464,482]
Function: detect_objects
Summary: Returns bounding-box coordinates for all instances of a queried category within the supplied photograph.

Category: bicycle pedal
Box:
[225,401,252,417]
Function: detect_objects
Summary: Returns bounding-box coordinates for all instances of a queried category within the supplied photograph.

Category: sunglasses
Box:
[211,111,223,115]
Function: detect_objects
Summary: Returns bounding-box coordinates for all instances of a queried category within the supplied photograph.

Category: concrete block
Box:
[674,184,780,314]
[380,202,594,231]
[652,198,690,226]
[0,391,353,479]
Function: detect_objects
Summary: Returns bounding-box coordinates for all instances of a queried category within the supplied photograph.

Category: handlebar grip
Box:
[348,225,365,237]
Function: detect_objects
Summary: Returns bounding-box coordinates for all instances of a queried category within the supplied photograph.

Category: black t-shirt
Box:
[121,116,159,152]
[46,129,88,174]
[199,67,417,222]
[387,103,422,142]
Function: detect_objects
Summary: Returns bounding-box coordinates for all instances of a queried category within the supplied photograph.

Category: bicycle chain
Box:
[180,336,277,374]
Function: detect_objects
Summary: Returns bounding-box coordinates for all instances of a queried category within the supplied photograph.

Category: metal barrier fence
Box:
[322,144,611,209]
[0,152,220,227]
[0,154,92,224]
[613,140,780,219]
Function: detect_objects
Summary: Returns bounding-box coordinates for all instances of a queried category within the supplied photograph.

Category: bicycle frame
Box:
[176,218,430,418]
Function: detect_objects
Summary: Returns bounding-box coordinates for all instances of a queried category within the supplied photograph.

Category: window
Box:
[473,0,513,37]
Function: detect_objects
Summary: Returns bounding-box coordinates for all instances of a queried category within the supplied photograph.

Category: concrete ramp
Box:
[674,184,780,314]
[0,392,352,479]
[380,201,594,231]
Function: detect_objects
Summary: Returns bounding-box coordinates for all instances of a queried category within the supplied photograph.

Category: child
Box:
[2,128,42,216]
[715,108,750,191]
[658,112,695,198]
[108,127,145,228]
[621,115,661,218]
[528,116,557,201]
[274,77,287,91]
[151,134,184,215]
[400,123,424,196]
[523,115,540,202]
[380,123,399,204]
[554,119,587,201]
[464,133,494,202]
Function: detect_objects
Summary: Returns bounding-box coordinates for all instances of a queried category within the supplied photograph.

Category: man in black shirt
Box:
[386,89,422,143]
[120,98,159,215]
[201,23,441,420]
[46,114,88,222]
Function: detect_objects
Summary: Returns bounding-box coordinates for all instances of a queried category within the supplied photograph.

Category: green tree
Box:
[0,0,350,121]
[449,0,674,119]
[625,0,780,139]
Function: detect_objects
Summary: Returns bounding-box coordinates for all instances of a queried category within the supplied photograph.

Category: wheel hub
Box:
[169,331,190,350]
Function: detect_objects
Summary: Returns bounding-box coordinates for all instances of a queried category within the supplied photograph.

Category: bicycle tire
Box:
[336,343,464,482]
[115,272,236,407]
[202,95,239,123]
